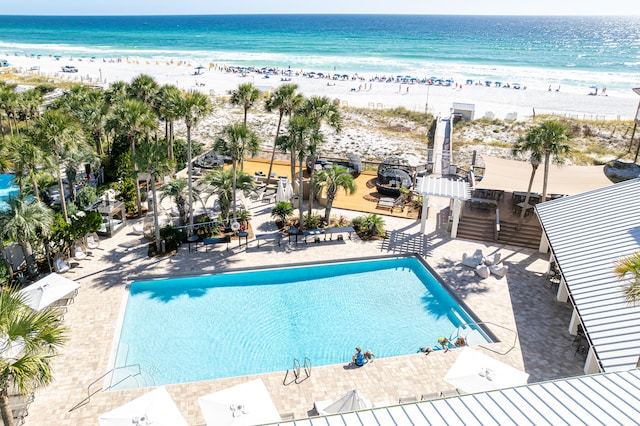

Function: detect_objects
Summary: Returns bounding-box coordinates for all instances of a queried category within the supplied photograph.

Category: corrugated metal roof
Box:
[271,370,640,425]
[536,177,640,372]
[416,177,471,200]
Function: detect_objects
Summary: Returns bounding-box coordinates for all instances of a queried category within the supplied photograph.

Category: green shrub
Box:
[352,214,386,240]
[160,226,183,252]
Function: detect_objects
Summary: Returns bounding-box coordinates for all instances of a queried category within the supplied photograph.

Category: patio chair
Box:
[489,263,508,278]
[85,232,100,250]
[53,254,70,273]
[483,252,501,266]
[475,264,491,279]
[73,243,88,261]
[461,250,484,268]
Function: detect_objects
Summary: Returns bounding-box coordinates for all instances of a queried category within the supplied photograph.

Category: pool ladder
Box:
[283,357,312,386]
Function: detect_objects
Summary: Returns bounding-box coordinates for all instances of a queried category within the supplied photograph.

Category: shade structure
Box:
[18,272,80,311]
[444,347,529,393]
[198,378,281,426]
[478,155,611,195]
[319,389,373,415]
[98,386,187,426]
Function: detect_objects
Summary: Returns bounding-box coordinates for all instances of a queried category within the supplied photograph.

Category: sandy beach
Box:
[7,54,638,120]
[4,54,639,168]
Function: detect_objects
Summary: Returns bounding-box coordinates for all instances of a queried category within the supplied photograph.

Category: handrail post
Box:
[494,208,501,240]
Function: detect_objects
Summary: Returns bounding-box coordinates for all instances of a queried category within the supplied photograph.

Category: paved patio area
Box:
[25,196,585,425]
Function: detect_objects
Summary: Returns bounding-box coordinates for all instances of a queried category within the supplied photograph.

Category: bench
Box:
[324,226,355,240]
[255,232,282,248]
[203,236,231,251]
[377,196,404,213]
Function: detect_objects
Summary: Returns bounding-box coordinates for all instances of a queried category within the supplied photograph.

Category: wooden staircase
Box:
[456,215,542,250]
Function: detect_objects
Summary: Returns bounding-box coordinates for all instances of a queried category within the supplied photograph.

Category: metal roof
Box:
[536,177,640,372]
[416,177,471,200]
[271,369,640,425]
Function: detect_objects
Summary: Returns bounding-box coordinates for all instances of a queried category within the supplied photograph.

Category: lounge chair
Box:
[132,224,145,234]
[475,264,490,279]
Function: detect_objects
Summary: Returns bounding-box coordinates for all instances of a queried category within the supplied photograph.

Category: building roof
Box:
[272,369,640,425]
[477,155,612,195]
[536,177,640,372]
[416,177,471,200]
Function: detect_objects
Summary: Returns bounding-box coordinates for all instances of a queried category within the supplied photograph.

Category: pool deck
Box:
[25,196,585,425]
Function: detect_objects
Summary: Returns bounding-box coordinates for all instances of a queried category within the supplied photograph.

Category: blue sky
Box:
[1,1,637,16]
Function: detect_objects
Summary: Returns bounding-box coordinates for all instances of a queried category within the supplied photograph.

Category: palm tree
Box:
[179,91,212,232]
[202,168,255,221]
[0,289,68,426]
[229,83,261,170]
[30,110,85,222]
[160,178,188,226]
[230,82,260,126]
[0,194,53,276]
[0,83,18,136]
[7,134,51,201]
[213,123,260,222]
[106,99,156,217]
[264,83,303,185]
[298,96,342,217]
[133,141,174,253]
[512,120,571,230]
[64,87,109,156]
[314,164,356,222]
[614,252,640,304]
[128,74,159,107]
[156,84,182,160]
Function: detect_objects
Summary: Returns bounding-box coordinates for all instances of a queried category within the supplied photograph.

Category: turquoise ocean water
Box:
[116,257,486,386]
[0,15,639,92]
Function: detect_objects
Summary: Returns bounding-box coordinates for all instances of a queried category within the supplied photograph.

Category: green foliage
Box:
[173,138,203,169]
[271,202,294,225]
[159,225,183,252]
[75,186,98,210]
[48,211,102,256]
[111,178,137,213]
[303,213,325,230]
[380,106,431,126]
[352,214,386,240]
[235,209,252,229]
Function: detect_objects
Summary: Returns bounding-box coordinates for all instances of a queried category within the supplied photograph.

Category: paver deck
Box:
[24,196,585,425]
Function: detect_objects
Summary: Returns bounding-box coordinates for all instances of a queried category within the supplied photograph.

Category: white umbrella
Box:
[317,389,373,415]
[275,179,286,203]
[283,180,294,201]
[444,347,529,394]
[98,386,187,426]
[18,273,80,311]
[198,378,281,426]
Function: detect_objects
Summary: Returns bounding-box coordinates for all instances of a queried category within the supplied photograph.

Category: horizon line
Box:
[0,13,637,17]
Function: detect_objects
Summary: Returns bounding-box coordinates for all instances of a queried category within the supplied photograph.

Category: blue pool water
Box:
[0,174,19,209]
[114,257,489,387]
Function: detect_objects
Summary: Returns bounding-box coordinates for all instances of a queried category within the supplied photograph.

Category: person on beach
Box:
[352,347,366,366]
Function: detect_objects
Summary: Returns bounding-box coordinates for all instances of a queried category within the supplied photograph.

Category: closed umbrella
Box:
[275,179,286,203]
[444,347,529,394]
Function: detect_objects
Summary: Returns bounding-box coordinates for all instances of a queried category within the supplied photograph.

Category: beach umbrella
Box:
[198,378,281,426]
[18,273,80,311]
[317,390,373,415]
[98,386,187,426]
[444,347,529,394]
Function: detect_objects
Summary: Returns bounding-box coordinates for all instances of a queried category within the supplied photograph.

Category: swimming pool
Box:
[0,174,18,209]
[112,256,491,389]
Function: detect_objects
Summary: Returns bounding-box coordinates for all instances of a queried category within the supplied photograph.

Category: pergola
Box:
[415,176,471,237]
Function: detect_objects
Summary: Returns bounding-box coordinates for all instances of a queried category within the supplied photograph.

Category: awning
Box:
[477,155,612,195]
[416,176,471,200]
